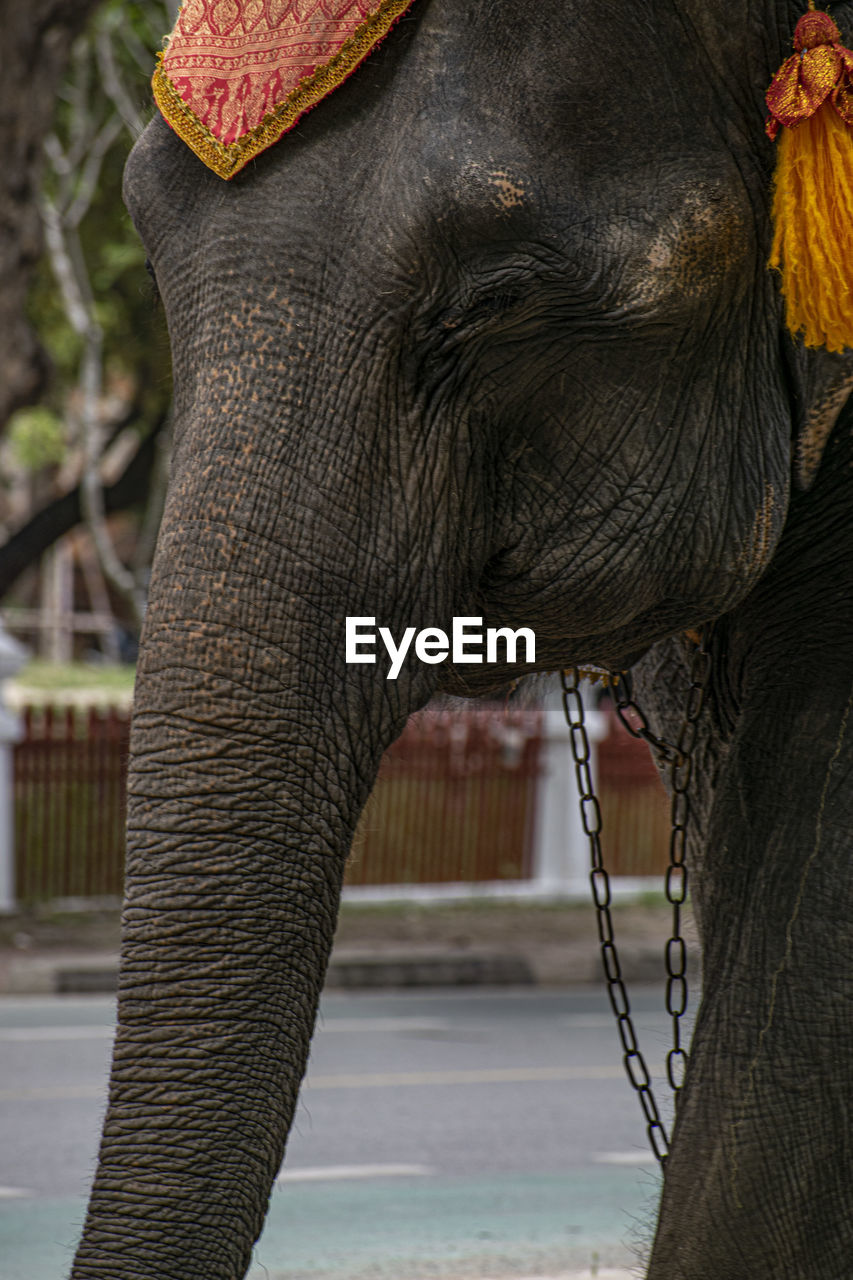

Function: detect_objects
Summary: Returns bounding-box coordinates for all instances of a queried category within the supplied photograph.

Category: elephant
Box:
[69,1,853,1277]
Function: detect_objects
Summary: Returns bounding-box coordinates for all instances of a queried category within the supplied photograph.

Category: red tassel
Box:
[765,7,853,350]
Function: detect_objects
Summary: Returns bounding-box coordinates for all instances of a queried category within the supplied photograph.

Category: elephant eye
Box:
[472,292,523,317]
[144,257,161,303]
[440,288,527,334]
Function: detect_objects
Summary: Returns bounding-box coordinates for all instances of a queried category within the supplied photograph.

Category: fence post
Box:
[531,677,606,896]
[0,625,27,912]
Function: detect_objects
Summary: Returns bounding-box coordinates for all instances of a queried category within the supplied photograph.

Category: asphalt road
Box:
[0,987,684,1280]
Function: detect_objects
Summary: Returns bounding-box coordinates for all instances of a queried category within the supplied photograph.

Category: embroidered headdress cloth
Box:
[153,0,416,180]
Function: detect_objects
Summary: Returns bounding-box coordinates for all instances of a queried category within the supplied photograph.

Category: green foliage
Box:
[91,238,147,291]
[27,0,173,429]
[7,408,66,472]
[27,263,84,385]
[13,659,137,694]
[0,2,177,627]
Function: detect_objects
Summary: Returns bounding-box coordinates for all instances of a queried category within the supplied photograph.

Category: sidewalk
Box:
[0,898,700,996]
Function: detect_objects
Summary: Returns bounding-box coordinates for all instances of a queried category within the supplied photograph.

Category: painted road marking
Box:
[0,1085,105,1101]
[305,1065,625,1089]
[0,1019,449,1042]
[0,1064,623,1102]
[0,1027,114,1042]
[562,1014,672,1030]
[316,1018,452,1033]
[593,1150,659,1166]
[493,1273,635,1280]
[277,1163,434,1183]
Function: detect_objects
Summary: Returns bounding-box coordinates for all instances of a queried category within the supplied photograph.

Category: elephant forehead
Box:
[427,159,752,321]
[590,180,753,311]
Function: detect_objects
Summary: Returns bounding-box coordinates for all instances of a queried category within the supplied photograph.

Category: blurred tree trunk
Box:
[0,413,166,599]
[0,1,103,430]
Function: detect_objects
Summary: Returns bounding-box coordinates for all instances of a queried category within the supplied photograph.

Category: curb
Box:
[1,950,537,996]
[326,950,535,990]
[0,943,700,996]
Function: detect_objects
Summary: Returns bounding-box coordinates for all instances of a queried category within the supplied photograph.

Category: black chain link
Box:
[611,670,681,766]
[561,668,670,1164]
[561,638,711,1164]
[661,642,711,1098]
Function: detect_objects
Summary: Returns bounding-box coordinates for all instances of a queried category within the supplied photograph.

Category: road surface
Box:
[0,986,684,1279]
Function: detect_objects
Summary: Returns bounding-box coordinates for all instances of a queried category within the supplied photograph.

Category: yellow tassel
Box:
[766,8,853,351]
[769,106,853,351]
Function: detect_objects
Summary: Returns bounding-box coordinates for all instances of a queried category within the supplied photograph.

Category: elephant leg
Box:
[648,679,853,1277]
[645,415,853,1278]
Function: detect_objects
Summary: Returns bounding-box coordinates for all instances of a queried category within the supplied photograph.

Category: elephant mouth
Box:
[435,643,653,700]
[436,590,716,697]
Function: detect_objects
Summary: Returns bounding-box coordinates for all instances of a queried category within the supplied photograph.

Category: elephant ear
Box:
[791,346,853,489]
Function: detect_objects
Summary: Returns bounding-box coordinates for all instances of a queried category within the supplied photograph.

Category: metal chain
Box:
[561,667,670,1164]
[661,643,710,1097]
[561,638,711,1165]
[610,670,682,768]
[610,644,711,1103]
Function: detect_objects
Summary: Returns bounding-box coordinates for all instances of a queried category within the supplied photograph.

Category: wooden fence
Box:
[15,705,130,903]
[596,704,671,877]
[347,708,542,886]
[11,700,670,905]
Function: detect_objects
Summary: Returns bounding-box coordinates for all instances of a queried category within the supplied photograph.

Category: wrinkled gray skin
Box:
[71,2,853,1277]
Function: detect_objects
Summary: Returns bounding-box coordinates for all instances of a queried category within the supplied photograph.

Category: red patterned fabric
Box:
[153,0,416,178]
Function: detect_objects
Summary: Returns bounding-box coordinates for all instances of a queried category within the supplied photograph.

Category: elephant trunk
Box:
[70,372,442,1277]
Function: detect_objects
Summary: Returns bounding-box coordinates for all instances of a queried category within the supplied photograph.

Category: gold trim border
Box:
[152,0,414,180]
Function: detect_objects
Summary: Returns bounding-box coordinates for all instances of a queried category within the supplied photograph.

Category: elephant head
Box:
[70,3,853,1278]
